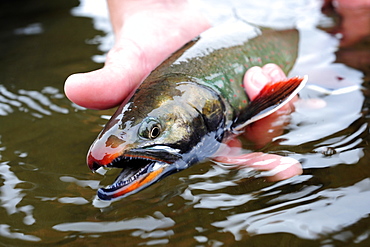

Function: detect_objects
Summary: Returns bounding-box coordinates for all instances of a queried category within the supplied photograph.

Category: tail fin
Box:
[232,75,307,131]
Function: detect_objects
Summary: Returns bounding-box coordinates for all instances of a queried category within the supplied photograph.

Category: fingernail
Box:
[251,68,269,87]
[263,64,286,82]
[244,67,270,100]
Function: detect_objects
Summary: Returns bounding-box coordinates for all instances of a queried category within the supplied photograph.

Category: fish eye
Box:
[138,117,162,140]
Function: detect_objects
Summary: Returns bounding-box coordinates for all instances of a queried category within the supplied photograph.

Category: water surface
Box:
[0,0,370,246]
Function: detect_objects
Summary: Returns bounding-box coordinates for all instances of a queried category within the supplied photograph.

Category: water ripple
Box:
[0,224,40,242]
[0,84,69,117]
[53,211,175,234]
[0,161,25,215]
[212,178,370,241]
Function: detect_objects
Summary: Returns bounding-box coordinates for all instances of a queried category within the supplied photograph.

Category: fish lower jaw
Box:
[108,163,151,189]
[96,158,169,200]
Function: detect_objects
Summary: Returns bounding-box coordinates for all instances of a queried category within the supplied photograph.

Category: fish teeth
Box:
[109,165,150,189]
[108,155,152,167]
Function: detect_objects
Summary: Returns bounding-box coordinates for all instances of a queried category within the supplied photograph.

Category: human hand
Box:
[243,64,298,148]
[214,64,302,182]
[323,0,370,47]
[65,1,302,181]
[64,0,210,110]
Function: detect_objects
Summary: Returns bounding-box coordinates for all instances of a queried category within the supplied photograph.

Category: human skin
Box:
[214,64,302,182]
[243,64,298,149]
[64,0,292,110]
[64,0,211,110]
[323,0,370,47]
[64,1,302,182]
[68,0,370,182]
[64,0,369,110]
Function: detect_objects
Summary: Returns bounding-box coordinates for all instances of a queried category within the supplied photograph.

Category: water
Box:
[0,0,369,246]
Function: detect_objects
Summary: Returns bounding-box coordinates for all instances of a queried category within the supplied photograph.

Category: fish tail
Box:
[233,75,307,131]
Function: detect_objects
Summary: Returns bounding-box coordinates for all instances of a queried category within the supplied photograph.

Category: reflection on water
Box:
[213,178,370,241]
[0,0,370,246]
[0,160,40,242]
[14,23,44,36]
[0,85,68,117]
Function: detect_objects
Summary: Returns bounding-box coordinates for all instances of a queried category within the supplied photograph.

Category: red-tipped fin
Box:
[233,75,307,131]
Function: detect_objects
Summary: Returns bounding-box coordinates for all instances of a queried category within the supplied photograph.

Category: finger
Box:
[340,13,370,47]
[215,152,302,182]
[64,1,210,110]
[335,0,370,47]
[243,64,288,101]
[213,137,243,161]
[262,63,287,82]
[243,110,289,148]
[242,64,296,148]
[257,156,303,182]
[64,45,147,110]
[243,66,270,100]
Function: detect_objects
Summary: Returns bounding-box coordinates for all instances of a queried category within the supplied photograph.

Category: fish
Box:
[87,21,306,200]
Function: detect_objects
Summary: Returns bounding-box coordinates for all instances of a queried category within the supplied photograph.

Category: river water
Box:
[1,0,369,246]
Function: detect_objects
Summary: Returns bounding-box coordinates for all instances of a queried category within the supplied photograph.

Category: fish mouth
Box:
[89,154,173,201]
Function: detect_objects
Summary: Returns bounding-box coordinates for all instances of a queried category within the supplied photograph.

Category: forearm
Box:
[107,0,207,34]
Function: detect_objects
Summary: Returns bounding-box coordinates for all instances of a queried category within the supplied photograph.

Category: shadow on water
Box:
[0,0,370,246]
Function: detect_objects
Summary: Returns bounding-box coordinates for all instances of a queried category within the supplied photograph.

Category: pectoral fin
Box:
[233,75,307,131]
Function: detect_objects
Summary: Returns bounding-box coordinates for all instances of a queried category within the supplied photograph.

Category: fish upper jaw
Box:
[87,145,122,172]
[87,145,182,171]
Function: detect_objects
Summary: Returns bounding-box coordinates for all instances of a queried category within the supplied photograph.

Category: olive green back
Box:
[146,24,299,116]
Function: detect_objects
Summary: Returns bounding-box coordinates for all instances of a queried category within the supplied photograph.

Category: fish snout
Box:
[86,134,126,171]
[87,152,104,171]
[87,148,122,172]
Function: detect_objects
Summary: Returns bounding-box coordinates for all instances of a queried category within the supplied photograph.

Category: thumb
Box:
[64,43,149,110]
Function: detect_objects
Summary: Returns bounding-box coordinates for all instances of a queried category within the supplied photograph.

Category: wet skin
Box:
[87,21,305,200]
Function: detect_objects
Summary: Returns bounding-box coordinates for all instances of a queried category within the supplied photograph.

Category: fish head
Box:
[87,77,225,200]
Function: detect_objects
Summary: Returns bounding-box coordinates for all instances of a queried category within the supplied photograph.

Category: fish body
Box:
[87,21,305,200]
